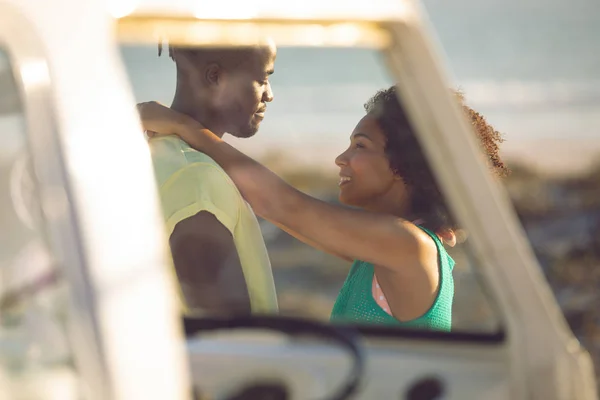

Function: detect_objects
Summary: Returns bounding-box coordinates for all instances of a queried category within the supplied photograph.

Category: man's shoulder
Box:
[149,135,215,166]
[154,143,244,234]
[149,136,231,187]
[162,161,239,200]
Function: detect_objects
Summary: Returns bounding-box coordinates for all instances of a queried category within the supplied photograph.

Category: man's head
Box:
[164,39,276,138]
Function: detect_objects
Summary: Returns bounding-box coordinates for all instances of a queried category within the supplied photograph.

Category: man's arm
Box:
[169,211,250,315]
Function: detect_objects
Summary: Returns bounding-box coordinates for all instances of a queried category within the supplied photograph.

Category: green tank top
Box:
[330,227,454,331]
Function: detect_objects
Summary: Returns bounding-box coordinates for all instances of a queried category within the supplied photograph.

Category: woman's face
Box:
[335,114,410,214]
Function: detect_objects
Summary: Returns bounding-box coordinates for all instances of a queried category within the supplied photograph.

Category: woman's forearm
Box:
[197,128,304,224]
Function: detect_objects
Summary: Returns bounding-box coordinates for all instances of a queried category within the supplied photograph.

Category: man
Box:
[147,40,278,316]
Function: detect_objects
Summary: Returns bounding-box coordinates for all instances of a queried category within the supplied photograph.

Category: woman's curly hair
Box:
[365,86,510,232]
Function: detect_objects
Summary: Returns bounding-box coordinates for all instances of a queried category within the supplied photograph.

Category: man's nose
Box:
[263,81,274,103]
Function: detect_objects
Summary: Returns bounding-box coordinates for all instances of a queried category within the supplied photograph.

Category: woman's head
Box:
[335,86,509,232]
[335,113,411,216]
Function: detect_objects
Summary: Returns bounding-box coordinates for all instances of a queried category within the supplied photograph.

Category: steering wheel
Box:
[183,315,365,400]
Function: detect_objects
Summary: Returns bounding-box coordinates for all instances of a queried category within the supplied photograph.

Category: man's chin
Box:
[232,125,259,139]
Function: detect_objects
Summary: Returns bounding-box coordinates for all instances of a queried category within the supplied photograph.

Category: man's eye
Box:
[355,143,366,149]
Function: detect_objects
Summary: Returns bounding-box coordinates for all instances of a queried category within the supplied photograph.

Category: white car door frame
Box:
[382,4,596,398]
[0,1,190,399]
[112,2,596,398]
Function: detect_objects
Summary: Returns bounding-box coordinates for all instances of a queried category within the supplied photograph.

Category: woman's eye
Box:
[355,143,366,149]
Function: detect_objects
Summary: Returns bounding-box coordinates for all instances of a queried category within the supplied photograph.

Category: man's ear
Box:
[173,51,222,90]
[204,63,221,86]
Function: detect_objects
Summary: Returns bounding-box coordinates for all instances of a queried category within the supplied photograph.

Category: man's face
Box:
[212,42,276,138]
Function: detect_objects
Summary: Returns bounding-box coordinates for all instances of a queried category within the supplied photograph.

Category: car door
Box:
[0,1,189,399]
[114,2,596,399]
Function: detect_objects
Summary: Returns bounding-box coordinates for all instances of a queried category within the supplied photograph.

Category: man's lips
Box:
[255,106,267,116]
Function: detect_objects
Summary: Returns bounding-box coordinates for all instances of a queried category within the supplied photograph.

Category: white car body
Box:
[0,0,596,399]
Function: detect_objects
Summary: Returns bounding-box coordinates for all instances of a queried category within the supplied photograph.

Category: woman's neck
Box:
[362,197,413,220]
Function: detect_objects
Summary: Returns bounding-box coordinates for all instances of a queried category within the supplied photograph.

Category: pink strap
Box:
[372,273,393,316]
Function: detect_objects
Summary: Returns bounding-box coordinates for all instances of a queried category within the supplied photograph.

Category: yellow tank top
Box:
[149,136,278,315]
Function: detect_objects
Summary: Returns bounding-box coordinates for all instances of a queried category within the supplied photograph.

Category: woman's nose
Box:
[335,150,348,167]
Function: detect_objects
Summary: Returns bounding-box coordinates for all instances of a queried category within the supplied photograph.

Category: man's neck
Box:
[170,95,226,138]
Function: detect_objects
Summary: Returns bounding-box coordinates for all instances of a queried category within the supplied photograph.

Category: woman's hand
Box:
[437,229,457,247]
[412,219,457,248]
[137,101,210,147]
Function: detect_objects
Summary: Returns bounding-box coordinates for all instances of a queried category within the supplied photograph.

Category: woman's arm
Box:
[196,135,433,270]
[267,219,353,262]
[138,102,436,271]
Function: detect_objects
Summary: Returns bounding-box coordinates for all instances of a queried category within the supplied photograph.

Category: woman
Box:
[138,86,509,331]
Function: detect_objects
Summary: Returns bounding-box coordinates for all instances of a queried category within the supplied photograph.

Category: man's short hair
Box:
[158,41,175,60]
[159,41,259,71]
